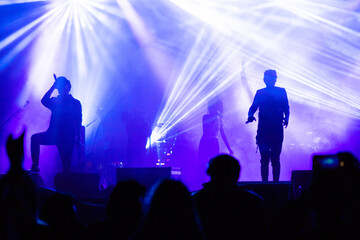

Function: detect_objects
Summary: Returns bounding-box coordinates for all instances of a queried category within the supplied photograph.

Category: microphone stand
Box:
[0,101,29,129]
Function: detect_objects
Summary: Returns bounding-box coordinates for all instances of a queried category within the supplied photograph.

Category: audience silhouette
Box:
[89,180,146,240]
[192,154,269,240]
[39,192,88,240]
[132,179,206,240]
[271,152,360,240]
[0,130,48,239]
[2,127,360,240]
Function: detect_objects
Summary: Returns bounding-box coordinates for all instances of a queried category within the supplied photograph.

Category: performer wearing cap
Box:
[30,75,82,173]
[246,69,289,182]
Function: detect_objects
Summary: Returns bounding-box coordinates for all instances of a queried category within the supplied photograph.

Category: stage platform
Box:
[1,169,312,225]
[237,181,301,221]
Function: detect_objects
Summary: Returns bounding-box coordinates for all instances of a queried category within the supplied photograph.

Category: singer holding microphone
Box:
[30,75,82,173]
[246,69,289,182]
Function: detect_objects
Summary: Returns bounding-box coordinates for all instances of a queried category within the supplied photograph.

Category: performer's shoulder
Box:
[273,86,287,93]
[69,95,81,102]
[257,88,267,93]
[67,95,82,108]
[74,98,82,107]
[203,114,211,119]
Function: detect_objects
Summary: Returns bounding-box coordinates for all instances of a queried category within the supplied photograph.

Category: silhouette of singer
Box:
[246,69,289,182]
[198,98,233,167]
[31,75,82,173]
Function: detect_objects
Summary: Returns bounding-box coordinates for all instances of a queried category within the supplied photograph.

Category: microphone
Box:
[22,101,29,109]
[245,116,256,124]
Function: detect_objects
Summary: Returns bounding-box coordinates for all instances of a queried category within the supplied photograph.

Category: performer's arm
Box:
[220,118,234,155]
[41,82,57,108]
[246,91,260,123]
[75,101,83,144]
[283,89,290,128]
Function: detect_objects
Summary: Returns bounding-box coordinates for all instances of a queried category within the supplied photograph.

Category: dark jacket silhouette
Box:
[133,179,206,240]
[247,69,289,182]
[31,76,82,172]
[272,152,360,240]
[0,130,49,239]
[192,154,269,240]
[89,180,146,240]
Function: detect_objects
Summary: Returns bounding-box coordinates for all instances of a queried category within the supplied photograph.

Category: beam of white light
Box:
[0,2,68,71]
[116,0,175,89]
[8,0,126,126]
[167,0,360,115]
[147,0,360,147]
[149,30,247,144]
[169,0,280,36]
[149,2,302,144]
[245,45,360,113]
[277,1,360,38]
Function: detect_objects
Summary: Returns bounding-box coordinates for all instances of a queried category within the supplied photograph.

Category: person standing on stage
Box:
[30,76,82,173]
[121,111,151,167]
[246,69,289,182]
[198,98,234,173]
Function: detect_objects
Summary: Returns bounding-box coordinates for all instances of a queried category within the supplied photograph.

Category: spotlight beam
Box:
[149,0,360,145]
[278,2,360,38]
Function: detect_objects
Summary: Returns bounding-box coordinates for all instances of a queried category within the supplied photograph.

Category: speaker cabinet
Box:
[54,173,100,200]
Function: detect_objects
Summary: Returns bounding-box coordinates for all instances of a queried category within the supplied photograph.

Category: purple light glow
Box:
[1,0,359,191]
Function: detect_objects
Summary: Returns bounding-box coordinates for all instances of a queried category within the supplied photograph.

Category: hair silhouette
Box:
[133,179,205,240]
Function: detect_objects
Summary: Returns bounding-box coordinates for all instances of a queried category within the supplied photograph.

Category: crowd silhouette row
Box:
[1,130,360,240]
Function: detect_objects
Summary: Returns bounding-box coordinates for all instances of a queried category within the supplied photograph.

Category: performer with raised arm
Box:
[246,69,289,182]
[30,75,82,173]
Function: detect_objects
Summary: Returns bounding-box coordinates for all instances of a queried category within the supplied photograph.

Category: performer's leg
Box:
[198,137,207,163]
[57,139,75,173]
[270,142,282,182]
[258,143,270,182]
[198,137,219,184]
[30,132,56,171]
[210,138,220,159]
[198,137,219,163]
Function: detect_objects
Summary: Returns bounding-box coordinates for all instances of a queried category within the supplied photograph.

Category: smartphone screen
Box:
[313,154,340,170]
